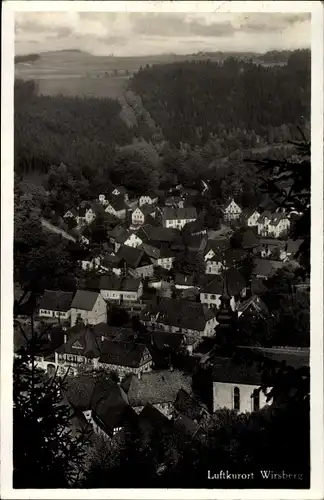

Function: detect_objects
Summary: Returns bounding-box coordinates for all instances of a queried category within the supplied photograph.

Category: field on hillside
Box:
[32,75,129,98]
[15,49,288,98]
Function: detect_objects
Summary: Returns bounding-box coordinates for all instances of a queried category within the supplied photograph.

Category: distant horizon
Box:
[15,46,310,59]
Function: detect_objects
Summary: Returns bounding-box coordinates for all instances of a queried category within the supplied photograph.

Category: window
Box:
[233,387,240,411]
[253,390,260,412]
[211,294,216,300]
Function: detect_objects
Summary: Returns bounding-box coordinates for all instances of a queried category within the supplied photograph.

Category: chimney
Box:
[101,335,105,342]
[64,333,67,344]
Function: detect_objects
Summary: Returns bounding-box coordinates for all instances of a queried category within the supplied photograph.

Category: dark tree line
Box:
[131,50,310,148]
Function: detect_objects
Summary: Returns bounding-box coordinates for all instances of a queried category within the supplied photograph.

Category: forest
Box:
[130,49,310,147]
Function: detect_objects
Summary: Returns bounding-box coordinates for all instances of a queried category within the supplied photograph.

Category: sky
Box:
[15,12,311,57]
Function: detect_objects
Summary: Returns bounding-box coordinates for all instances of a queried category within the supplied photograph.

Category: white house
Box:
[223,199,242,221]
[205,256,226,275]
[131,205,155,226]
[80,255,102,271]
[105,197,127,220]
[257,212,290,238]
[39,290,74,321]
[98,194,109,206]
[100,275,143,302]
[124,232,143,248]
[162,207,197,229]
[212,357,271,413]
[70,290,107,327]
[139,193,158,207]
[244,209,261,227]
[267,216,290,238]
[157,255,175,270]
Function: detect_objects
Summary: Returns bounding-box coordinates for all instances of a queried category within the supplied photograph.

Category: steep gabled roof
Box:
[141,298,215,332]
[211,356,263,385]
[56,326,102,358]
[39,290,75,312]
[99,275,142,292]
[106,196,127,212]
[121,370,192,407]
[174,388,209,420]
[116,245,146,268]
[241,229,260,249]
[99,340,151,368]
[252,258,284,277]
[202,268,247,296]
[238,295,269,317]
[162,207,197,221]
[71,290,101,311]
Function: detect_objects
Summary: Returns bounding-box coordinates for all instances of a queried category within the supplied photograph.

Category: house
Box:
[77,204,97,226]
[252,258,284,279]
[100,275,143,302]
[204,239,229,261]
[70,290,107,327]
[111,186,129,201]
[162,207,197,229]
[174,388,209,423]
[55,325,103,376]
[200,268,247,311]
[165,195,185,208]
[183,218,208,236]
[151,330,186,352]
[237,295,269,319]
[108,226,130,252]
[64,373,136,438]
[139,192,158,207]
[99,340,153,378]
[80,253,102,271]
[243,209,261,227]
[174,274,195,289]
[223,199,242,221]
[156,247,176,270]
[140,298,217,343]
[124,231,143,249]
[64,204,97,228]
[172,413,203,441]
[205,245,247,275]
[105,197,127,220]
[121,370,192,418]
[212,357,271,413]
[38,290,75,321]
[284,239,304,261]
[115,245,154,278]
[131,205,156,226]
[257,238,287,260]
[100,253,123,274]
[138,226,179,245]
[257,212,290,238]
[63,208,78,219]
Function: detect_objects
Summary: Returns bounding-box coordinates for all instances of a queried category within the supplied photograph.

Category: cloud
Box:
[15,11,311,57]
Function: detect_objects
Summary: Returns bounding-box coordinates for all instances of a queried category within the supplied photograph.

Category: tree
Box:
[13,319,92,488]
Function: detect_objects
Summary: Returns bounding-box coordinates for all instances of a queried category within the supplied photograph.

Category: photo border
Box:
[1,2,323,499]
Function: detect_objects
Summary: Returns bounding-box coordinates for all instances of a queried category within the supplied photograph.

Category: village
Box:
[14,180,310,444]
